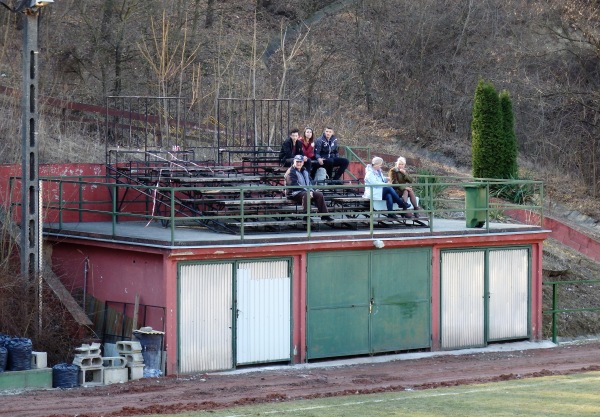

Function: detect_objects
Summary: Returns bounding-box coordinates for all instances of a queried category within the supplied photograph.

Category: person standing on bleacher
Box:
[314,127,349,182]
[279,128,312,173]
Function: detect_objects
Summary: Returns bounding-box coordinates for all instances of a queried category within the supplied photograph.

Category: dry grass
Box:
[0,215,92,365]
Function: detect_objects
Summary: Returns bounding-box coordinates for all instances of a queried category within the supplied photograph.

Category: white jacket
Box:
[362,164,388,200]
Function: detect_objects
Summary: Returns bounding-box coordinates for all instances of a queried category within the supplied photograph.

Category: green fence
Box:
[543,279,600,344]
[29,174,546,245]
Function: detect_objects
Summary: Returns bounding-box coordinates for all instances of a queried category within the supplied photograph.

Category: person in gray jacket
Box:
[285,155,333,221]
[314,127,349,181]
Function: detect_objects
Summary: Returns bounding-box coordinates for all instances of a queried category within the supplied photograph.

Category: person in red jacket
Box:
[300,127,316,175]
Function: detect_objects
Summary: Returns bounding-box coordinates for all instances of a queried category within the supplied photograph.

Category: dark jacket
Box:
[279,137,304,164]
[314,134,339,159]
[388,167,414,192]
[284,165,312,197]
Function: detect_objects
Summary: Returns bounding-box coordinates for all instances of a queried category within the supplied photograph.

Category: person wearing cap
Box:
[279,128,312,174]
[285,155,333,222]
[363,156,410,219]
[314,126,349,181]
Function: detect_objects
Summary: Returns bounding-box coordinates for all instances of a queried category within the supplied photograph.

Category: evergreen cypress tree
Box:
[499,90,518,179]
[471,79,503,178]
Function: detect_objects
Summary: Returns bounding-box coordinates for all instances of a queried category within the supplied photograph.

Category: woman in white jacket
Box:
[362,157,409,219]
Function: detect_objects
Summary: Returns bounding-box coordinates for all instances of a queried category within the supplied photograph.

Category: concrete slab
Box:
[0,368,52,390]
[212,340,557,376]
[45,218,544,249]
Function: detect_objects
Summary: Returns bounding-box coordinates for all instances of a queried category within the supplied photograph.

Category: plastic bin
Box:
[464,184,487,228]
[133,328,164,377]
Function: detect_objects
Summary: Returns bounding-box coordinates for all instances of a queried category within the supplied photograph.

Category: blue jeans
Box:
[382,187,406,211]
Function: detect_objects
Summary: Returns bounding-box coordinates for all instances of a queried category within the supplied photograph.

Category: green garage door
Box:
[307,248,431,359]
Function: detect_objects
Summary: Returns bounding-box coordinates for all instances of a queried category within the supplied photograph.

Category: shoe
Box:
[386,214,399,220]
[401,212,413,219]
[322,216,334,221]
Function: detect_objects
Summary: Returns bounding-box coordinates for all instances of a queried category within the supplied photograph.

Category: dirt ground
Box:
[2,341,600,417]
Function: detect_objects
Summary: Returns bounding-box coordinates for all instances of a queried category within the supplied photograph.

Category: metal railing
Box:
[543,279,600,344]
[30,174,545,245]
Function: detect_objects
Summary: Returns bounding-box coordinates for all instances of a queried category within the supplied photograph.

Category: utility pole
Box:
[1,0,54,333]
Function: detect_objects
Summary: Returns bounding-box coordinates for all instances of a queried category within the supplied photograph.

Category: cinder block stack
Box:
[73,343,103,386]
[116,341,144,380]
[101,357,128,384]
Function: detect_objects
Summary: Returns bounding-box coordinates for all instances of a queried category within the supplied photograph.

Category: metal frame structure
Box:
[216,98,290,164]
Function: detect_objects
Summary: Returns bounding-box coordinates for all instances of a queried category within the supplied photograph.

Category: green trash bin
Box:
[464,184,487,228]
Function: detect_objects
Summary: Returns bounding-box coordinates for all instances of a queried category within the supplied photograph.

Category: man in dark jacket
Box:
[314,127,349,180]
[279,128,312,173]
[285,155,333,221]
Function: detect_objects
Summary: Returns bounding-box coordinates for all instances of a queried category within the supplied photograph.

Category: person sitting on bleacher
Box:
[388,156,422,217]
[314,127,349,181]
[279,128,312,174]
[300,127,317,175]
[285,155,333,222]
[363,157,410,219]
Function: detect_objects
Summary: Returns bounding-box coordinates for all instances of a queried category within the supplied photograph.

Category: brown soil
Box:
[3,341,600,417]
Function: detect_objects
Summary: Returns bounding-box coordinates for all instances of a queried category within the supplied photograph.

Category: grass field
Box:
[143,371,600,417]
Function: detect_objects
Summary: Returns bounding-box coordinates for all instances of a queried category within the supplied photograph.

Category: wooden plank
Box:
[218,198,290,206]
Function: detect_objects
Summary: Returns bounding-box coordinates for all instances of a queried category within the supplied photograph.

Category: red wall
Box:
[50,241,167,314]
[1,163,157,223]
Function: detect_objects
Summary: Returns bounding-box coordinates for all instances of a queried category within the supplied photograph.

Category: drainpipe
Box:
[83,257,89,312]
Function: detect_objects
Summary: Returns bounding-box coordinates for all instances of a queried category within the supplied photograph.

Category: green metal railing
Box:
[32,174,545,246]
[543,279,600,344]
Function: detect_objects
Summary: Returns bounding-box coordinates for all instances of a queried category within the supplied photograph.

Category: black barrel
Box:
[0,347,7,372]
[52,363,80,388]
[6,337,32,371]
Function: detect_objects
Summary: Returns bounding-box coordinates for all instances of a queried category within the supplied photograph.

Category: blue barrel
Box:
[6,338,32,371]
[52,363,79,388]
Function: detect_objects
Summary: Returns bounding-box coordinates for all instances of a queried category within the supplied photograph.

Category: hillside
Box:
[0,1,599,207]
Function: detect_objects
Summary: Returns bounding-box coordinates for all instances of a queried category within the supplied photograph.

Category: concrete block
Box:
[120,352,144,365]
[74,343,101,357]
[78,367,103,387]
[31,351,47,369]
[116,341,142,353]
[128,364,144,381]
[73,356,103,368]
[102,356,127,368]
[103,367,128,385]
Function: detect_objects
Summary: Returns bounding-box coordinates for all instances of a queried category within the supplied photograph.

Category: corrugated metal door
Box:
[488,248,529,340]
[371,248,431,352]
[236,260,291,365]
[307,251,370,359]
[307,248,431,360]
[441,251,485,349]
[179,263,233,373]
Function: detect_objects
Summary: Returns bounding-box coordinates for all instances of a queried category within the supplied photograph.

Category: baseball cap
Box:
[293,155,304,161]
